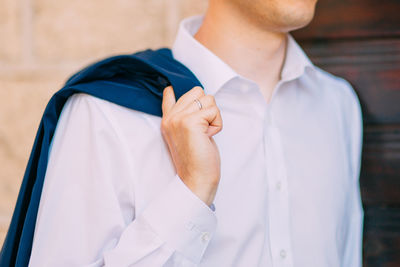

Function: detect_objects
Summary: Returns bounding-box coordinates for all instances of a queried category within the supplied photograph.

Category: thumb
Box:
[162,85,176,116]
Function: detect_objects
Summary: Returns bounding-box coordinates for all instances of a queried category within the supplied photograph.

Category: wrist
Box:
[181,179,219,206]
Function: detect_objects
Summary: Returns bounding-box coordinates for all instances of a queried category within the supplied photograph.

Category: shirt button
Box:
[276,181,282,191]
[280,249,287,259]
[201,232,210,242]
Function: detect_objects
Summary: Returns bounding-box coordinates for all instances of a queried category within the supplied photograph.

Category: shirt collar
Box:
[171,14,315,95]
[281,34,314,82]
[171,15,237,95]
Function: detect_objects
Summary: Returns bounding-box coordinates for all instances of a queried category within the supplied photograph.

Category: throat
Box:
[258,78,280,105]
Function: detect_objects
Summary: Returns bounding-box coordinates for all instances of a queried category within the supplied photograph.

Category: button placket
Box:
[276,181,282,191]
[280,249,287,259]
[264,118,294,266]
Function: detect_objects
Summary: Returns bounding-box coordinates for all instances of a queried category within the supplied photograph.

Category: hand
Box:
[161,85,223,206]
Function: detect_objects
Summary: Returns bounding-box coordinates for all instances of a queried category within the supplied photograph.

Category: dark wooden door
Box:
[292,0,400,266]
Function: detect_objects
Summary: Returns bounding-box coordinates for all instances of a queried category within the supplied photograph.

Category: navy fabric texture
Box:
[0,48,202,267]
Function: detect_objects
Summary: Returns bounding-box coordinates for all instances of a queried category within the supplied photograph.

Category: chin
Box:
[264,0,317,32]
[235,0,318,33]
[278,8,316,32]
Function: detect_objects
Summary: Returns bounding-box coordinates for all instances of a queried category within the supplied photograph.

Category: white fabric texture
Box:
[28,15,364,267]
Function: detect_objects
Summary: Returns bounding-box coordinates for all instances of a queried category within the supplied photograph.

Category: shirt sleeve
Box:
[341,83,364,267]
[28,93,217,267]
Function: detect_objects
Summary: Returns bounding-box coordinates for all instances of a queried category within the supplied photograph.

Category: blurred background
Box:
[291,1,400,266]
[1,0,399,266]
[0,0,208,244]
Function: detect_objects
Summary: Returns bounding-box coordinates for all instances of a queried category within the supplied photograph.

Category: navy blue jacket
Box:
[0,48,202,267]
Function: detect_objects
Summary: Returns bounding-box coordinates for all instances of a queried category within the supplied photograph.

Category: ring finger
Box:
[179,95,217,116]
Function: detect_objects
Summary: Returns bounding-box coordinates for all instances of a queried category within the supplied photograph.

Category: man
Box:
[27,0,363,266]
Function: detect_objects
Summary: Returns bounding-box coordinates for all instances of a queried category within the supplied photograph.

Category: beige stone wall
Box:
[0,0,208,246]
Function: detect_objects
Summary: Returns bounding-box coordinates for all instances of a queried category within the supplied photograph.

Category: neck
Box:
[194,3,287,103]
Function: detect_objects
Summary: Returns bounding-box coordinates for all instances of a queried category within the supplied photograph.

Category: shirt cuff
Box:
[139,174,218,264]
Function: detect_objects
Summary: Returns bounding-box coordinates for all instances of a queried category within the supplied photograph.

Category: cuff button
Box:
[201,232,210,242]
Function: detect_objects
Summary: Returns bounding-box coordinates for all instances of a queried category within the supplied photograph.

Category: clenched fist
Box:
[161,85,223,206]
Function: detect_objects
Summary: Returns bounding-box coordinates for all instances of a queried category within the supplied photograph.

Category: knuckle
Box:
[160,124,168,137]
[192,86,202,92]
[161,118,170,131]
[205,95,216,105]
[193,86,204,95]
[210,105,219,113]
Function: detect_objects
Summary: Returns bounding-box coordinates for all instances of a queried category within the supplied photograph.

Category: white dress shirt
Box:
[28,15,364,267]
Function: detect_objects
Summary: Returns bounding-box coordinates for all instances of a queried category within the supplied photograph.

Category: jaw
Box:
[219,0,318,33]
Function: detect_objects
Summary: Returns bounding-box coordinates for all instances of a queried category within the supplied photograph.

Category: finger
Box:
[188,106,223,137]
[162,86,176,116]
[206,125,221,137]
[173,86,205,112]
[178,95,217,116]
[205,107,223,137]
